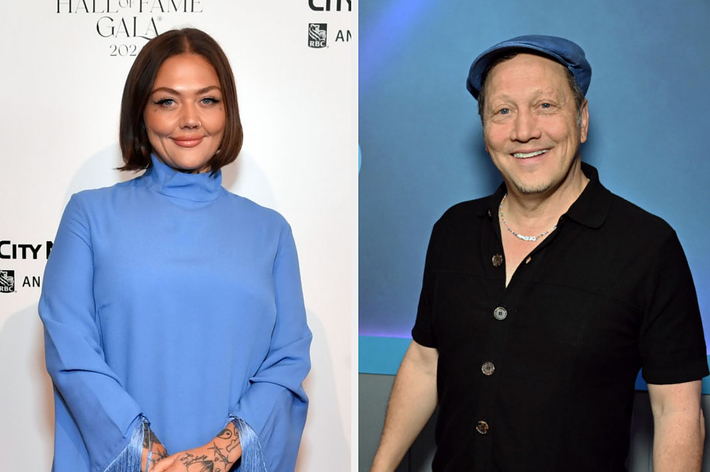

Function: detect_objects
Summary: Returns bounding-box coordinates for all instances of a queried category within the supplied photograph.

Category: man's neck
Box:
[502,162,589,233]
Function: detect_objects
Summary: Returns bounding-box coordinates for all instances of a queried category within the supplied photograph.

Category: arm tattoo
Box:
[143,427,162,449]
[216,427,234,440]
[142,424,169,469]
[215,427,241,452]
[209,441,231,466]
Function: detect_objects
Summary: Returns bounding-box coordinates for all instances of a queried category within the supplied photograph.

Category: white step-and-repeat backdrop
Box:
[0,1,356,470]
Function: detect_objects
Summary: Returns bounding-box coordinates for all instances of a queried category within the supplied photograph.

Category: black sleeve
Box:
[412,219,444,348]
[639,230,709,384]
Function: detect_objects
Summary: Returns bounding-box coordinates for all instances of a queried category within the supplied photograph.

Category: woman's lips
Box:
[172,137,204,148]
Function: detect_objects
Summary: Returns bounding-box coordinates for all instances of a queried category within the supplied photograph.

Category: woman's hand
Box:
[152,422,242,472]
[141,427,170,472]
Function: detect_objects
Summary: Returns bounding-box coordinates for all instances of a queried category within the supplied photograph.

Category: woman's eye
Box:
[201,97,221,105]
[154,98,176,107]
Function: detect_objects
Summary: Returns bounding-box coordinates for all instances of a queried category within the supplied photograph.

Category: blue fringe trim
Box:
[229,416,268,472]
[102,417,145,472]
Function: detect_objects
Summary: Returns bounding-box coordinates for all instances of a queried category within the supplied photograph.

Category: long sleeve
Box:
[40,194,145,472]
[229,224,312,472]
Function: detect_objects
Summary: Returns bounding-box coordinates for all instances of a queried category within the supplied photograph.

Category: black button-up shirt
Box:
[412,163,708,471]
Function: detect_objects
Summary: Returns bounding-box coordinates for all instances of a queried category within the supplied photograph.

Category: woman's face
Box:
[144,53,226,173]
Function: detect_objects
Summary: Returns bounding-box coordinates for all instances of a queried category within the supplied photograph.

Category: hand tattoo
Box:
[152,447,170,462]
[177,427,241,472]
[180,453,217,472]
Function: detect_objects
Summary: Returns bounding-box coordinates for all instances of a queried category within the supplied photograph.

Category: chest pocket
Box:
[432,271,501,356]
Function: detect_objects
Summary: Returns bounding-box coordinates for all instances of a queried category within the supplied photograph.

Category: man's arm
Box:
[370,340,439,472]
[647,380,704,472]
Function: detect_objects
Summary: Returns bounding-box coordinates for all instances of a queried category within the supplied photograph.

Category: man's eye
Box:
[540,103,552,109]
[498,108,510,115]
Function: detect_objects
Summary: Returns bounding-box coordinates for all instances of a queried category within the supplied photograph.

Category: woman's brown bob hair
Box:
[119,28,242,174]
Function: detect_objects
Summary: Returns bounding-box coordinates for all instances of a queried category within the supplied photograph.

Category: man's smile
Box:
[512,149,550,159]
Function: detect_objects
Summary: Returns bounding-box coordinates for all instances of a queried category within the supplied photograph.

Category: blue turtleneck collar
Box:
[143,154,223,202]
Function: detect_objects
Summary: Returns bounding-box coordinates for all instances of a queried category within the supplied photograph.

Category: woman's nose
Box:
[180,104,201,129]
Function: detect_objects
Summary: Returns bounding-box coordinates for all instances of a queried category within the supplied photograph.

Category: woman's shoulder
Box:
[68,179,138,206]
[222,191,291,229]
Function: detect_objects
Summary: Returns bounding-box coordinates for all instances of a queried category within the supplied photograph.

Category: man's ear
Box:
[579,99,589,143]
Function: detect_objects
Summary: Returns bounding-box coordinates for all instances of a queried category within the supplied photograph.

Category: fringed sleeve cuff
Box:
[101,417,146,472]
[229,415,268,472]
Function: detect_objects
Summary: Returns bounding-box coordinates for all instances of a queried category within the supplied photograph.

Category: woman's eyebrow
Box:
[150,85,222,95]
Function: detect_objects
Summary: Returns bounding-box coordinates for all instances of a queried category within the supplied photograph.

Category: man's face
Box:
[482,53,589,196]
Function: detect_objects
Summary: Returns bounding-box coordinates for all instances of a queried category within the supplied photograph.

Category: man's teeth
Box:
[513,150,548,158]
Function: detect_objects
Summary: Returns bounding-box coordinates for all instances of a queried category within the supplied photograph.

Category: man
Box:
[370,35,708,472]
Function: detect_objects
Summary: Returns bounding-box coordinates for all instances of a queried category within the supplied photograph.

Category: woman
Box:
[40,28,311,472]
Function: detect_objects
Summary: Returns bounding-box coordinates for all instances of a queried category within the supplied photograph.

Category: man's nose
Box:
[511,109,541,142]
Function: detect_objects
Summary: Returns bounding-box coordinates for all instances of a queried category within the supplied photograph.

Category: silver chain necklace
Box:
[499,193,557,242]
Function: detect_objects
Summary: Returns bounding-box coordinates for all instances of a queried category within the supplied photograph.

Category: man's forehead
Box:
[487,86,565,103]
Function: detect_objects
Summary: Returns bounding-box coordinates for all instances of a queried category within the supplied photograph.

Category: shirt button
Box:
[476,420,489,435]
[481,361,495,376]
[487,208,492,218]
[491,254,504,267]
[493,306,507,320]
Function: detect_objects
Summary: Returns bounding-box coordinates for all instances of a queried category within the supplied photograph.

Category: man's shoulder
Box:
[606,190,676,237]
[437,196,491,225]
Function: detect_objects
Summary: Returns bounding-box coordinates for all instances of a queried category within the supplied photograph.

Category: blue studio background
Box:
[359,0,710,380]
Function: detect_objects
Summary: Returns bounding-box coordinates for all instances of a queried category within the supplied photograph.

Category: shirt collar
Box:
[565,162,611,228]
[480,162,611,229]
[143,154,223,202]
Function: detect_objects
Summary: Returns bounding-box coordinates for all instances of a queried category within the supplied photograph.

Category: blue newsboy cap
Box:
[466,35,592,100]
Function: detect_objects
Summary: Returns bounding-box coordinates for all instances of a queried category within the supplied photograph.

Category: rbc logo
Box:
[308,23,327,48]
[0,270,15,293]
